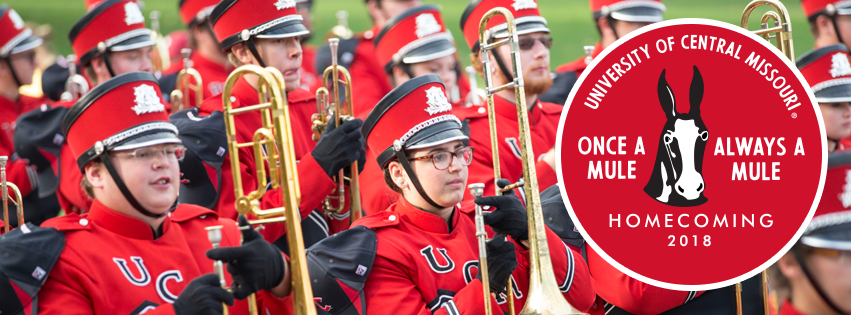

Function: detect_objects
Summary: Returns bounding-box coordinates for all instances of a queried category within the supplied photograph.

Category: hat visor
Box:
[610,6,664,23]
[254,20,310,39]
[815,84,851,103]
[837,6,851,15]
[10,35,43,54]
[112,131,182,151]
[405,120,468,150]
[801,222,851,250]
[401,39,457,65]
[493,19,550,39]
[110,33,157,52]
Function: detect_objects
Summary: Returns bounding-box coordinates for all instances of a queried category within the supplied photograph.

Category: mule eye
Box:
[663,133,673,144]
[699,131,709,141]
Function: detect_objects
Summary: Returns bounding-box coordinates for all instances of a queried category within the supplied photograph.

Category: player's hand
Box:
[475,179,529,241]
[476,234,518,294]
[312,116,366,178]
[206,216,286,299]
[173,273,234,315]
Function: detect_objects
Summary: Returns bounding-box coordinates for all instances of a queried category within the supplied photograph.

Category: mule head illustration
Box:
[644,65,709,207]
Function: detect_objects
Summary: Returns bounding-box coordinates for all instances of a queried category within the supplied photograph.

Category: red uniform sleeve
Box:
[509,227,596,312]
[534,159,558,191]
[587,246,704,314]
[363,253,501,315]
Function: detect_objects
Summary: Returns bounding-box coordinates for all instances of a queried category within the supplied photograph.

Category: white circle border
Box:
[554,18,828,291]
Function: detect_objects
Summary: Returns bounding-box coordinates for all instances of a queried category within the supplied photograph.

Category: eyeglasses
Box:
[10,51,36,62]
[113,145,186,163]
[517,36,553,50]
[809,246,851,265]
[408,146,474,170]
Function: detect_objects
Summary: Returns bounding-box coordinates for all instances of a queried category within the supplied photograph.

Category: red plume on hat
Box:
[210,0,309,52]
[797,44,851,103]
[460,0,550,51]
[70,0,155,67]
[589,0,665,22]
[375,5,456,74]
[0,5,43,58]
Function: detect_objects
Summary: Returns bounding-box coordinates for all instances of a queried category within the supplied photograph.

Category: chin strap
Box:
[100,52,117,78]
[98,153,167,219]
[606,17,620,41]
[395,149,447,210]
[245,39,267,68]
[792,245,849,315]
[491,48,515,85]
[2,57,22,87]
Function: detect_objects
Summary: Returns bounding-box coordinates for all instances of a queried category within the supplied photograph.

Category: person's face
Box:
[834,15,851,46]
[806,248,851,313]
[494,32,552,95]
[87,144,182,215]
[819,102,851,141]
[408,55,458,96]
[110,46,154,75]
[255,36,303,92]
[7,49,38,86]
[395,140,469,209]
[296,2,313,33]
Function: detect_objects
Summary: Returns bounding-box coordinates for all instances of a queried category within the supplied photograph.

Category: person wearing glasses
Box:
[769,151,851,315]
[36,72,295,314]
[459,0,562,200]
[0,4,53,231]
[332,75,595,314]
[539,0,665,106]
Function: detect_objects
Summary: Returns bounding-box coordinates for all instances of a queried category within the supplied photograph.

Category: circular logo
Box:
[556,19,826,290]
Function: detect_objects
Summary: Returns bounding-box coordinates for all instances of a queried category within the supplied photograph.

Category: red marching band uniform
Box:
[37,72,289,314]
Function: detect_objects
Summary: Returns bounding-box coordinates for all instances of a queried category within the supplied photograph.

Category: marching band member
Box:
[361,4,464,215]
[0,5,51,230]
[459,0,561,200]
[295,0,322,92]
[771,151,851,315]
[38,72,293,314]
[539,0,665,105]
[797,44,851,152]
[196,0,366,245]
[345,75,594,314]
[159,0,231,105]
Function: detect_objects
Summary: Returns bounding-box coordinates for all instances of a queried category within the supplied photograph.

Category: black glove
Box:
[312,117,367,178]
[173,273,234,315]
[476,234,517,294]
[206,216,286,299]
[475,179,529,241]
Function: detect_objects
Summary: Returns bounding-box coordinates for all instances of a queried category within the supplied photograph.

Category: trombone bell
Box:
[740,0,794,61]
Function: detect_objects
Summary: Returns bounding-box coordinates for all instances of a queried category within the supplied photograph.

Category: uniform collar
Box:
[0,93,20,114]
[396,197,460,234]
[87,199,172,240]
[191,52,229,73]
[493,94,544,124]
[779,300,807,315]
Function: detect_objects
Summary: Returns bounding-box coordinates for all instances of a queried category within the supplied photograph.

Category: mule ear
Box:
[657,69,676,119]
[689,65,704,115]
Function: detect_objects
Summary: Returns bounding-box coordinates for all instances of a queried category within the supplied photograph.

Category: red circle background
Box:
[559,22,824,286]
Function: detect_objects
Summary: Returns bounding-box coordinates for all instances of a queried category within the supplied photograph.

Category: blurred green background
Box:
[6,0,813,68]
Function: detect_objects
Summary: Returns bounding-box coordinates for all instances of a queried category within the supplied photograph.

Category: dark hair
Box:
[381,150,413,194]
[80,160,103,199]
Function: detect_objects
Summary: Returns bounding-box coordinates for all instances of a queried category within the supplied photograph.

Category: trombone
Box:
[149,11,171,73]
[221,64,316,315]
[1,156,24,233]
[312,38,362,225]
[478,8,586,315]
[59,55,89,101]
[740,1,791,313]
[170,48,204,114]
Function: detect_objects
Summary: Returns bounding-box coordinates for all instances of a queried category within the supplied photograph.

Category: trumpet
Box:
[1,156,24,233]
[478,8,586,315]
[222,65,316,315]
[170,48,204,114]
[740,2,791,313]
[206,225,238,315]
[468,183,496,315]
[59,55,90,101]
[149,11,171,73]
[312,38,362,225]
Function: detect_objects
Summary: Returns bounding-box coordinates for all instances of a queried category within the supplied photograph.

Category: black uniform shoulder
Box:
[0,223,65,315]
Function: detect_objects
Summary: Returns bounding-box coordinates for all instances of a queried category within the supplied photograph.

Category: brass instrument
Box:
[312,38,362,225]
[739,2,792,313]
[468,183,495,315]
[464,66,486,106]
[222,65,316,315]
[583,46,595,66]
[149,11,171,73]
[170,48,204,114]
[478,8,586,315]
[59,55,90,101]
[1,156,23,233]
[206,226,232,315]
[740,0,794,61]
[327,11,354,40]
